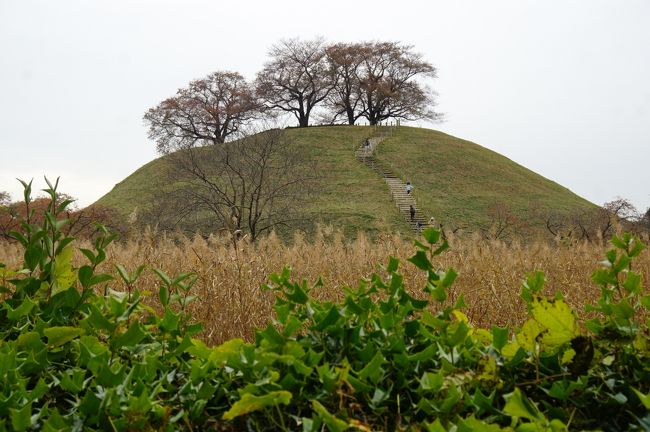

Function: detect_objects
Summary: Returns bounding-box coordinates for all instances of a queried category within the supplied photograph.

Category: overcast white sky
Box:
[1,0,649,213]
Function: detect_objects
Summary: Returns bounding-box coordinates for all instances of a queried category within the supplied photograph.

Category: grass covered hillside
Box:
[374,127,596,231]
[95,125,595,237]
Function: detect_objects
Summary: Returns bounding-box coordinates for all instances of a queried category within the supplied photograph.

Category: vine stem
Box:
[517,372,571,387]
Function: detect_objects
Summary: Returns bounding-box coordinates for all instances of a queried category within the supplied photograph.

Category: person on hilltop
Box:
[410,205,416,221]
[364,138,370,149]
[406,181,412,194]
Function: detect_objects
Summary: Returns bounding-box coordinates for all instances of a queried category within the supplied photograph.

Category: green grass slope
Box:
[375,127,595,230]
[95,125,594,237]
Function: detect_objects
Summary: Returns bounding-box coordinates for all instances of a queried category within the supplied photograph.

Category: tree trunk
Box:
[346,107,355,125]
[298,112,309,127]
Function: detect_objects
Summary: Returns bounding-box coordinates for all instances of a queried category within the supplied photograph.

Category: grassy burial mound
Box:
[95,126,595,238]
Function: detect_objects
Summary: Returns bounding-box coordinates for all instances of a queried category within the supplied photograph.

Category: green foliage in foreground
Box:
[1,180,649,431]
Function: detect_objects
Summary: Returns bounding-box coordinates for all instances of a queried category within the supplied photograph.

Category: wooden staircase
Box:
[355,136,432,232]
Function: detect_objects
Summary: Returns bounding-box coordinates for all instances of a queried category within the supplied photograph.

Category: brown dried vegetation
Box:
[2,227,648,346]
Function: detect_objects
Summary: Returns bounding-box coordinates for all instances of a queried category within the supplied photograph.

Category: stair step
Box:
[355,133,431,233]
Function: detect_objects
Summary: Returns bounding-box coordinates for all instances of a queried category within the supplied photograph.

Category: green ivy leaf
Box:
[311,400,348,432]
[111,322,146,349]
[422,228,440,245]
[44,326,84,347]
[491,325,509,351]
[503,388,542,422]
[408,250,432,271]
[358,351,385,384]
[222,391,292,420]
[6,295,37,321]
[10,402,32,431]
[17,331,46,351]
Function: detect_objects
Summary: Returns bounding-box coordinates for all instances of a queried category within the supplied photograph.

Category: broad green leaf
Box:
[44,326,84,347]
[111,322,146,349]
[83,304,116,332]
[357,351,385,384]
[503,388,542,422]
[286,282,309,304]
[491,325,509,351]
[409,345,438,363]
[422,228,440,245]
[386,256,400,272]
[78,335,110,369]
[516,319,542,353]
[153,268,172,286]
[432,240,449,256]
[420,371,444,392]
[206,338,246,366]
[440,269,458,289]
[623,272,642,294]
[311,400,348,432]
[424,419,447,432]
[312,305,341,330]
[501,341,522,359]
[448,321,470,346]
[79,248,96,264]
[633,388,650,409]
[408,250,432,271]
[160,308,180,332]
[52,246,76,296]
[531,298,577,348]
[440,386,462,413]
[457,415,507,432]
[159,284,169,306]
[6,296,36,321]
[17,331,46,351]
[24,244,43,271]
[59,368,86,393]
[41,408,70,432]
[10,402,32,431]
[222,391,292,420]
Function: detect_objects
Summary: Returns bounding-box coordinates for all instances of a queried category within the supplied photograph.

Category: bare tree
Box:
[480,202,525,241]
[356,42,441,125]
[324,42,368,125]
[255,38,334,127]
[144,71,260,152]
[603,198,639,222]
[150,128,313,240]
[544,198,642,243]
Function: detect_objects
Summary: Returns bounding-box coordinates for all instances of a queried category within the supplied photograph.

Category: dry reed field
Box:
[1,227,648,345]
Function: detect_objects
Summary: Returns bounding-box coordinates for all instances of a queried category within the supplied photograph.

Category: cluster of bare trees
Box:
[474,198,650,243]
[141,38,439,238]
[144,38,440,150]
[539,198,650,243]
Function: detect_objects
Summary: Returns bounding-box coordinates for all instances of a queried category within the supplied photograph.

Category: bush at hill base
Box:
[1,180,649,431]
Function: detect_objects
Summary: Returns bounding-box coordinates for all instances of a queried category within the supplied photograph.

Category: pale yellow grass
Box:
[1,227,648,345]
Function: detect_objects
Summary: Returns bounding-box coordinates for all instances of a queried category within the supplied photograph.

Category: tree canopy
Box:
[144,71,260,153]
[144,38,441,134]
[255,38,334,128]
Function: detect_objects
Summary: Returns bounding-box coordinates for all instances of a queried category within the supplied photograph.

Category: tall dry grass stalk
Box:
[1,226,648,345]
